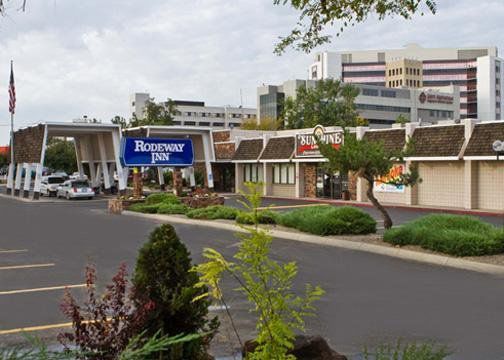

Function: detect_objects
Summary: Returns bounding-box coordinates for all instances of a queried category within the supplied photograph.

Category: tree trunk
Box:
[365,176,393,230]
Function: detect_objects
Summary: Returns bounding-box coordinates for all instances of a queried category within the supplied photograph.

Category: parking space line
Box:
[0,322,74,335]
[0,263,55,271]
[257,203,330,210]
[0,284,86,295]
[0,249,28,254]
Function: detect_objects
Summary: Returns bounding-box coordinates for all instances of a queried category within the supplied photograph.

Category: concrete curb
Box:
[122,211,504,276]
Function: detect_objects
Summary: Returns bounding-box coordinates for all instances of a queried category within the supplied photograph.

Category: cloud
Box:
[0,0,502,144]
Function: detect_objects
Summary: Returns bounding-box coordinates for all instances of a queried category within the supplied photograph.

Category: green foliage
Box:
[363,340,450,360]
[384,214,504,257]
[273,0,437,54]
[282,79,360,129]
[0,151,8,169]
[111,115,128,129]
[128,203,160,214]
[236,210,278,225]
[395,114,410,125]
[44,138,77,174]
[163,170,173,186]
[145,192,180,205]
[133,225,218,359]
[194,170,205,187]
[157,203,188,215]
[193,183,324,360]
[186,205,238,220]
[130,98,175,127]
[278,205,376,235]
[241,116,282,130]
[0,334,78,359]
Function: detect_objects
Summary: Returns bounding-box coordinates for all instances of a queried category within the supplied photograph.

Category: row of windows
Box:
[171,121,241,127]
[273,164,295,185]
[180,112,255,119]
[428,110,454,118]
[356,103,411,113]
[360,88,400,98]
[243,164,263,183]
[388,68,420,76]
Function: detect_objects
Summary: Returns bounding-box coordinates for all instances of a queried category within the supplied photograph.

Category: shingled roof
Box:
[363,129,406,152]
[411,125,465,157]
[232,138,263,161]
[260,136,295,160]
[464,122,504,157]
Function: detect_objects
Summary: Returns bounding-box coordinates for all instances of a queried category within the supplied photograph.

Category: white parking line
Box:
[0,249,28,254]
[0,284,86,295]
[0,263,55,271]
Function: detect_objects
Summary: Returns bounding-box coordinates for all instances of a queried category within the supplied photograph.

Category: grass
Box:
[157,203,189,215]
[277,205,376,236]
[186,205,239,220]
[384,214,504,257]
[363,340,450,360]
[144,193,181,205]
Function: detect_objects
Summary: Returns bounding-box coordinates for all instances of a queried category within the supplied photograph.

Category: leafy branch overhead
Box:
[273,0,437,54]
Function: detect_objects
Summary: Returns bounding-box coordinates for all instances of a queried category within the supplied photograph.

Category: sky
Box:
[0,0,503,143]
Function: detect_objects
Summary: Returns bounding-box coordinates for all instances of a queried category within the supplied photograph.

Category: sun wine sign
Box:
[120,137,194,167]
[295,125,343,157]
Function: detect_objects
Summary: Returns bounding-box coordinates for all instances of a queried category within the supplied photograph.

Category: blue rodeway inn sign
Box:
[120,137,194,167]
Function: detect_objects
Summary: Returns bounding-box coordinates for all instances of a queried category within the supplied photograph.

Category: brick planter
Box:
[180,196,224,209]
[108,198,145,215]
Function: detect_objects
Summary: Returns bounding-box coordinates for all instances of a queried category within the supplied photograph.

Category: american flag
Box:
[9,61,15,115]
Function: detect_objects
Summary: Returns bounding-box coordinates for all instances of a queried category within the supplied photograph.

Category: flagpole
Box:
[10,60,14,168]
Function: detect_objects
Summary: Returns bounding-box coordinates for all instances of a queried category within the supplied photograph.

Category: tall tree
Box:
[282,79,360,129]
[318,131,419,229]
[111,115,128,129]
[274,0,437,54]
[44,138,77,174]
[130,98,176,127]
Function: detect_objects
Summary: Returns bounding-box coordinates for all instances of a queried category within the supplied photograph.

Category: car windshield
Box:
[48,177,64,184]
[72,181,90,188]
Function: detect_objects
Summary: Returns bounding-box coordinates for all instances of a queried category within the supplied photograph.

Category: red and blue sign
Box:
[120,137,194,167]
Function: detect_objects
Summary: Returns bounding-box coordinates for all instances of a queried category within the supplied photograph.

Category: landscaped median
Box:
[123,193,504,275]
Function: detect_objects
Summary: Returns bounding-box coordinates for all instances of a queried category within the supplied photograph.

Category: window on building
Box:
[131,101,135,106]
[213,122,224,126]
[406,68,409,75]
[362,88,379,96]
[399,79,403,86]
[244,164,262,183]
[497,102,501,108]
[185,121,196,126]
[199,122,210,126]
[381,90,396,98]
[400,68,403,75]
[272,164,295,185]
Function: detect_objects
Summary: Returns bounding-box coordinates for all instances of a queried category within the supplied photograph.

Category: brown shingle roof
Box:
[232,139,263,161]
[363,129,406,152]
[260,137,295,160]
[411,125,465,157]
[464,122,504,156]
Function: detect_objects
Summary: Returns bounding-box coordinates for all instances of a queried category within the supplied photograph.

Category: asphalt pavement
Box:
[0,197,504,359]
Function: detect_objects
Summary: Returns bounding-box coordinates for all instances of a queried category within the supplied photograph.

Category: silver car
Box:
[40,176,65,197]
[57,179,95,200]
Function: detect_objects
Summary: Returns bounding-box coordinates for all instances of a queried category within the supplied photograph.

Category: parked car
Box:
[69,172,88,180]
[40,175,66,197]
[57,179,95,200]
[53,171,69,181]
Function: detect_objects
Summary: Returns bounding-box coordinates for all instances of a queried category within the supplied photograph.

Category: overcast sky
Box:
[0,0,503,143]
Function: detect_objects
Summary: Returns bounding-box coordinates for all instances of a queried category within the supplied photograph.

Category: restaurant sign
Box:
[120,137,194,167]
[374,164,405,193]
[419,92,454,105]
[295,125,343,157]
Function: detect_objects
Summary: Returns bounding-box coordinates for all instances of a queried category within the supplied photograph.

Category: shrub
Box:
[128,203,160,214]
[145,192,180,205]
[186,205,238,220]
[235,210,278,225]
[133,225,219,359]
[59,264,154,359]
[384,214,504,256]
[157,203,188,215]
[278,206,376,236]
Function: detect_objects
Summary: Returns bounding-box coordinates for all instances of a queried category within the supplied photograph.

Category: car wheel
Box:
[88,197,93,200]
[66,192,70,200]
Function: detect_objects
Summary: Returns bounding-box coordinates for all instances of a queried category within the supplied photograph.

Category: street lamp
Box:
[492,140,504,160]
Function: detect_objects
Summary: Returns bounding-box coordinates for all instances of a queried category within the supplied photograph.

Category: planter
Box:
[108,198,145,215]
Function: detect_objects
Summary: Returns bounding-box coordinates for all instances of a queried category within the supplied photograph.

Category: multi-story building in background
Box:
[257,80,459,126]
[130,93,257,128]
[308,44,504,120]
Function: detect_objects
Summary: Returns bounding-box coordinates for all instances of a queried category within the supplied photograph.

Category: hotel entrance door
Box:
[315,166,348,199]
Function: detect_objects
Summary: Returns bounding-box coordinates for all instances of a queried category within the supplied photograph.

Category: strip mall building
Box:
[212,120,504,212]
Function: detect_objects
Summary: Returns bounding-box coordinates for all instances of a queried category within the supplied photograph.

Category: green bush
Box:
[186,205,238,220]
[128,203,161,214]
[278,206,376,236]
[145,192,180,205]
[235,210,279,225]
[384,214,504,257]
[363,340,450,360]
[133,224,219,359]
[157,203,189,215]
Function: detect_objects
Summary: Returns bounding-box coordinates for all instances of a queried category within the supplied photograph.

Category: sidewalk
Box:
[122,210,504,276]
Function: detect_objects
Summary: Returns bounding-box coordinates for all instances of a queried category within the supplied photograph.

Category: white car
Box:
[40,175,66,197]
[57,179,95,200]
[69,172,88,180]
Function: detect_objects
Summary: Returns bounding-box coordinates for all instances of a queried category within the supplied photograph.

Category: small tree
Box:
[395,114,410,126]
[111,115,128,129]
[130,98,176,127]
[282,79,360,129]
[318,131,418,229]
[45,138,77,174]
[193,182,325,359]
[241,116,282,130]
[132,224,219,360]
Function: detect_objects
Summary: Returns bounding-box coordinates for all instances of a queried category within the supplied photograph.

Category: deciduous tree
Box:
[274,0,437,54]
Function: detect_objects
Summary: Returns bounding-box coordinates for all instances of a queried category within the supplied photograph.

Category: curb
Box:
[261,196,504,218]
[122,211,504,276]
